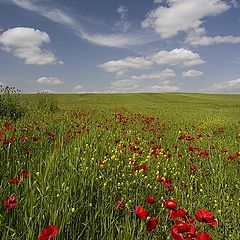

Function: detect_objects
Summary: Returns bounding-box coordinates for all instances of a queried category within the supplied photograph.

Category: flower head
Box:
[195,209,218,226]
[38,225,59,240]
[164,199,177,210]
[146,217,158,231]
[4,195,17,209]
[135,206,149,219]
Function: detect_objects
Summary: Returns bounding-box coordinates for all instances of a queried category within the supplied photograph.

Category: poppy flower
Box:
[4,195,17,209]
[169,208,188,219]
[164,199,177,210]
[8,178,21,184]
[157,176,164,182]
[195,231,212,240]
[227,155,235,160]
[38,225,59,240]
[146,217,158,231]
[22,171,30,178]
[170,226,184,240]
[146,196,156,204]
[195,209,218,226]
[115,198,125,210]
[175,220,191,233]
[140,164,148,172]
[135,206,149,219]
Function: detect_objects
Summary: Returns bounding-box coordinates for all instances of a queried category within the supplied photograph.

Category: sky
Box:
[0,0,240,93]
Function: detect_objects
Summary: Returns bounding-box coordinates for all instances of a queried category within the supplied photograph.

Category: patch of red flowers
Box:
[146,217,158,231]
[22,170,30,178]
[135,206,149,219]
[4,195,17,209]
[195,209,218,226]
[146,196,156,204]
[38,225,59,240]
[8,178,21,184]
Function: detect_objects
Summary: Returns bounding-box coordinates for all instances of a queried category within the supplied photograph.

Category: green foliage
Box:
[0,85,26,120]
[35,92,59,112]
[0,93,240,239]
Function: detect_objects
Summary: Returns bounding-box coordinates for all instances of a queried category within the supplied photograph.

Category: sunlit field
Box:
[1,93,240,240]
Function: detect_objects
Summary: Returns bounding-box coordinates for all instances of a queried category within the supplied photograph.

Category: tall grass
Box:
[0,93,239,239]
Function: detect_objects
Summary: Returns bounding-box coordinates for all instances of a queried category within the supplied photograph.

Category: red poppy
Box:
[169,208,188,219]
[170,226,184,240]
[22,171,30,178]
[135,206,149,219]
[227,155,235,160]
[140,164,148,172]
[4,195,17,209]
[146,196,156,204]
[164,199,177,209]
[195,231,212,240]
[146,217,158,231]
[157,176,164,182]
[38,225,59,240]
[195,209,218,226]
[8,178,21,184]
[115,198,125,210]
[21,137,28,142]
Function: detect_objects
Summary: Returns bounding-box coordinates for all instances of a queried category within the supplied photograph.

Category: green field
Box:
[1,93,240,240]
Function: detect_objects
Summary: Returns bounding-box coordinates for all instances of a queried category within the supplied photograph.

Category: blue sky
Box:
[0,0,240,93]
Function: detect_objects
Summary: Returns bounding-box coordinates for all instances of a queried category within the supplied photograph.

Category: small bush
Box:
[35,92,59,112]
[0,85,26,120]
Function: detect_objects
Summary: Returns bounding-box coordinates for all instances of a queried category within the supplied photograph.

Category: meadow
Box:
[0,93,240,240]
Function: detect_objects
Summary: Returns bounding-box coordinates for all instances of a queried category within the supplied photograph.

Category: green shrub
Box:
[0,85,26,120]
[35,92,59,112]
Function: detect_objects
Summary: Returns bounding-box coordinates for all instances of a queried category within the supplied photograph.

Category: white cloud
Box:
[10,0,157,48]
[131,69,176,80]
[110,79,139,90]
[36,77,64,85]
[100,48,204,75]
[151,85,180,92]
[185,27,240,46]
[99,56,153,76]
[73,85,83,90]
[151,48,205,67]
[153,0,164,4]
[230,0,238,8]
[0,27,62,65]
[142,0,230,38]
[182,69,204,77]
[42,89,56,93]
[110,69,176,91]
[116,4,131,32]
[211,79,240,90]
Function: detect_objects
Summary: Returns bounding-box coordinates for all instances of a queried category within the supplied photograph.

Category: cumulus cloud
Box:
[100,48,204,75]
[185,27,240,46]
[144,80,180,92]
[99,56,153,76]
[182,69,204,77]
[151,48,205,67]
[0,27,62,65]
[73,85,83,90]
[142,0,230,38]
[150,84,180,92]
[110,79,139,90]
[131,69,176,80]
[36,77,64,85]
[110,69,176,91]
[211,79,240,91]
